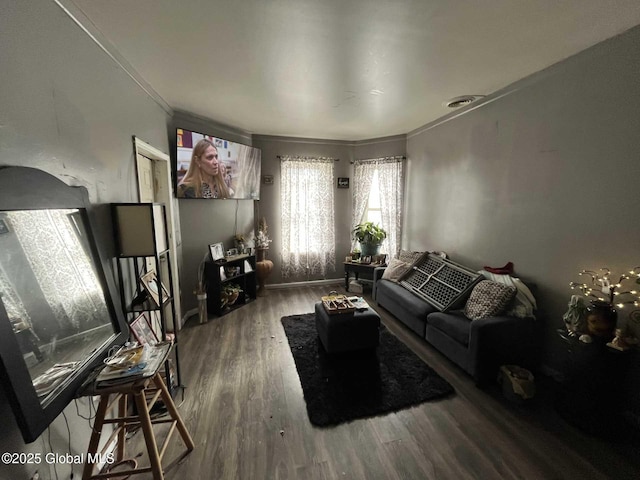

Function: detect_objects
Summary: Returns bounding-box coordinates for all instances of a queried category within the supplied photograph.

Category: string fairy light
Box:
[569,266,640,309]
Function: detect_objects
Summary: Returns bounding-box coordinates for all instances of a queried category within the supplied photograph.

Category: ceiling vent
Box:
[444,95,484,108]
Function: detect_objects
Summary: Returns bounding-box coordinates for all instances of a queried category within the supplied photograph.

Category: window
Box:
[352,157,404,258]
[280,157,335,279]
[362,169,381,225]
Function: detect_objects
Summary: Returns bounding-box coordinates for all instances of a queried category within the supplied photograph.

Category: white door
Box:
[134,139,183,331]
[136,154,155,203]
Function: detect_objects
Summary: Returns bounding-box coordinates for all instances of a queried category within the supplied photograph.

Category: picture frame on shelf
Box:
[209,242,225,262]
[129,313,158,345]
[372,254,387,265]
[361,255,372,264]
[140,269,170,307]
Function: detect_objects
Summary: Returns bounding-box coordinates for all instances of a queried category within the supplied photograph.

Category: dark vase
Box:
[585,300,617,339]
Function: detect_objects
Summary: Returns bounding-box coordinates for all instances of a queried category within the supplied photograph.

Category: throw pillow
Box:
[464,280,517,320]
[398,250,425,265]
[381,258,411,282]
[479,271,537,319]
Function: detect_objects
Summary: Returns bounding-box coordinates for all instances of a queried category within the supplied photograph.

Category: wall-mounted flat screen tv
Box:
[175,128,261,200]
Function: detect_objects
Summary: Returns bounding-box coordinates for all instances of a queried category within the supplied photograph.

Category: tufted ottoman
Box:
[314,302,381,354]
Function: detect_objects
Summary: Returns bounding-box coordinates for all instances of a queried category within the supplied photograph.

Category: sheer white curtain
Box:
[281,157,336,279]
[351,162,376,250]
[353,157,404,258]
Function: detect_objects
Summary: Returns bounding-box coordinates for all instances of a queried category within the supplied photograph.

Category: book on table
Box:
[95,342,172,388]
[347,296,370,311]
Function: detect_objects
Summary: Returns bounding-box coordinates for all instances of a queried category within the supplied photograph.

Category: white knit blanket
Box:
[479,271,537,319]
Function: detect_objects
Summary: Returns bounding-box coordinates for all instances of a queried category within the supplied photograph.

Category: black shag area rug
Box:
[281,313,454,427]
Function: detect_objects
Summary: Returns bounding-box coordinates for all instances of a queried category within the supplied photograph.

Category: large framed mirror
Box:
[0,166,128,443]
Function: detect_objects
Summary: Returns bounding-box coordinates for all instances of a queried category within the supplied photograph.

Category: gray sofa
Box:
[373,268,537,385]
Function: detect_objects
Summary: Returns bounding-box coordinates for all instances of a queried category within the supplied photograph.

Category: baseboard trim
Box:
[181,308,198,328]
[267,278,343,290]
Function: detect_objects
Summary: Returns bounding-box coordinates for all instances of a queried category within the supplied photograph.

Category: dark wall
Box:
[405,25,640,369]
[170,111,257,313]
[0,0,170,474]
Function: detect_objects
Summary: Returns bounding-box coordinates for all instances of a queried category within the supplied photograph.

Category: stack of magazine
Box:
[95,342,171,388]
[347,296,370,311]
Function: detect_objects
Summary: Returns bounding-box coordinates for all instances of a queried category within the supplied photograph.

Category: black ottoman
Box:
[314,302,380,354]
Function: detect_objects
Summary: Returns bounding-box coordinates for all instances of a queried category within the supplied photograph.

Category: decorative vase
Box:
[585,300,617,339]
[256,247,274,296]
[197,292,208,324]
[360,243,381,257]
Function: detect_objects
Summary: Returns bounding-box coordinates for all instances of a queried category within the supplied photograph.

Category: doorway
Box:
[133,137,183,329]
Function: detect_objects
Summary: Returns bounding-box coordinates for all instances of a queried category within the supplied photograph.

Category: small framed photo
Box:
[372,254,387,266]
[129,313,158,345]
[209,242,225,262]
[337,177,350,189]
[262,175,274,185]
[140,270,170,307]
[361,255,372,264]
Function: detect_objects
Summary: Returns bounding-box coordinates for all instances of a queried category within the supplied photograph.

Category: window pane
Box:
[367,210,382,225]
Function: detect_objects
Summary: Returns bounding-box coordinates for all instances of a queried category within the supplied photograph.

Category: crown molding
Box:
[54,0,173,116]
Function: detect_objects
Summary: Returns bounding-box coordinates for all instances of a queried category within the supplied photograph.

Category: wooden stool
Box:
[82,372,194,480]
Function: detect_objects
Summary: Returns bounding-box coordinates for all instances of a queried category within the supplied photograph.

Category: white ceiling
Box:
[66,0,640,141]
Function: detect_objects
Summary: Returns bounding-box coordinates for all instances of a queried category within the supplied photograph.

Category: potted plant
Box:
[352,222,387,256]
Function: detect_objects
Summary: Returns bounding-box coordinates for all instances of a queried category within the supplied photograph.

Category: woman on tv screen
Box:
[177,139,233,198]
[176,129,261,200]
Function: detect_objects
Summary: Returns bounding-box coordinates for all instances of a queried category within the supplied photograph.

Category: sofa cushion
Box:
[381,258,410,282]
[464,280,517,320]
[427,311,472,346]
[398,249,425,264]
[480,271,537,319]
[376,279,437,336]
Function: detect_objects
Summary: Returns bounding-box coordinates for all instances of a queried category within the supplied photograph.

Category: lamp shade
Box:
[112,203,167,257]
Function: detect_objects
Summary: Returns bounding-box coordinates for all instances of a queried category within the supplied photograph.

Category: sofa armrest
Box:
[468,315,536,384]
[372,267,387,301]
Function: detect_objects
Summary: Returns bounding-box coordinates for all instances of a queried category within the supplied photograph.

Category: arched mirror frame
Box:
[0,166,128,443]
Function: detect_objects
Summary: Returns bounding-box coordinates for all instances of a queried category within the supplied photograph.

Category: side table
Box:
[343,261,384,292]
[555,329,637,439]
[81,372,194,480]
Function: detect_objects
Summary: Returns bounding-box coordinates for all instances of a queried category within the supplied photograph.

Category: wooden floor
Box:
[127,285,639,480]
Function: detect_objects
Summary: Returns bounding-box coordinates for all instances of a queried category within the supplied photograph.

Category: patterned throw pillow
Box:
[464,280,517,320]
[398,250,426,265]
[381,259,411,282]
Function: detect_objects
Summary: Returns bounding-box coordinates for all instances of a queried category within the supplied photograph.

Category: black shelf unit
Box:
[111,203,184,399]
[205,254,257,316]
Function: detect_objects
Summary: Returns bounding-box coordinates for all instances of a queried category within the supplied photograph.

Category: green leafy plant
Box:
[352,222,387,245]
